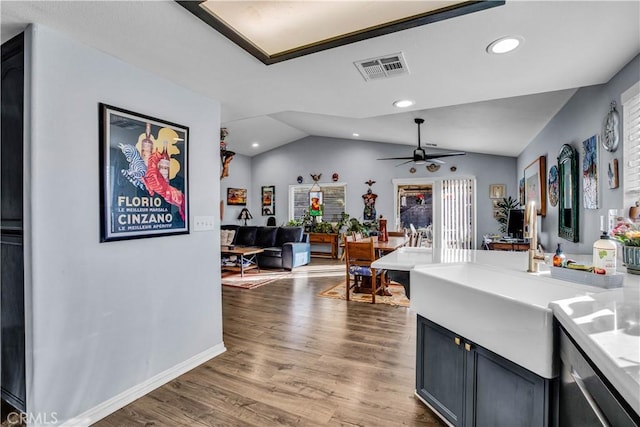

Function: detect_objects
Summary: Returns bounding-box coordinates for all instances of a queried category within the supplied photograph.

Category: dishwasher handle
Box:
[570,367,611,427]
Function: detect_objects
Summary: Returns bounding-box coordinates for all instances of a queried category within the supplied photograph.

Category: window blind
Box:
[623,87,640,206]
[290,184,346,222]
[440,178,475,249]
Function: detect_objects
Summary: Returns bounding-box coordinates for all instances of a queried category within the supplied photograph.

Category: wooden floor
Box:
[96,261,445,426]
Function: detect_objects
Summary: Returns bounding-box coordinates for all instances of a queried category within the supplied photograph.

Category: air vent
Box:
[354,52,409,81]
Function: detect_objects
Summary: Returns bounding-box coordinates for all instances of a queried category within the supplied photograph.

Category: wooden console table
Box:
[488,241,529,252]
[308,233,339,259]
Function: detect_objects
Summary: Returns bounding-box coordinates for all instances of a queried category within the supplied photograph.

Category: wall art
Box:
[227,188,247,206]
[99,103,189,242]
[607,158,619,189]
[261,185,275,215]
[524,155,547,216]
[309,190,323,216]
[582,135,598,209]
[548,165,559,207]
[489,184,506,199]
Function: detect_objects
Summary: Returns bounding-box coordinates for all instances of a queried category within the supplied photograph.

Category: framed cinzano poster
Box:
[99,103,189,242]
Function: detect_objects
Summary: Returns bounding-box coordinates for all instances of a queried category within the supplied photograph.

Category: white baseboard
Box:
[60,343,226,427]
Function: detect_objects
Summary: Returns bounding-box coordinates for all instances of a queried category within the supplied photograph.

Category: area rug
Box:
[221,270,289,289]
[318,281,410,307]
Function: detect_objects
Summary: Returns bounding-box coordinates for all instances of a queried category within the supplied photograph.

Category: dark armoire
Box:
[1,32,26,413]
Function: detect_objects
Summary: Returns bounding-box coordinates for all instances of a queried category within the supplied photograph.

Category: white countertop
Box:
[374,248,640,413]
[550,275,640,416]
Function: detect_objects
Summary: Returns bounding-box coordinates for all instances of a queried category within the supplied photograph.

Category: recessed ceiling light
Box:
[393,99,414,108]
[252,142,259,148]
[486,36,523,54]
[352,133,360,137]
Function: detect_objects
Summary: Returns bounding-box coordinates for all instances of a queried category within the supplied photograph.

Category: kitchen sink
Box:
[410,262,603,378]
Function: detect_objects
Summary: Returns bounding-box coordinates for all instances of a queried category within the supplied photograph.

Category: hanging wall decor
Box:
[426,163,440,172]
[607,158,619,189]
[362,180,378,220]
[309,174,323,216]
[309,190,323,216]
[524,155,547,216]
[548,165,559,207]
[220,127,234,179]
[99,103,189,242]
[227,188,247,205]
[489,184,506,199]
[519,177,525,206]
[261,185,275,215]
[582,135,598,209]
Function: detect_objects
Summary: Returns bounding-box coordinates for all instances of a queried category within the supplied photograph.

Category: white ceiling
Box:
[2,1,639,157]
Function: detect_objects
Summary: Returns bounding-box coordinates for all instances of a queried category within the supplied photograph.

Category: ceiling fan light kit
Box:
[377,118,466,166]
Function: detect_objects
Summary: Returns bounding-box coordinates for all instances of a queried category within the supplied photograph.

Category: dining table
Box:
[341,235,409,296]
[372,235,410,254]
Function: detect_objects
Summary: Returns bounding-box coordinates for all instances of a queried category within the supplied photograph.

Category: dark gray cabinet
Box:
[417,315,552,427]
[1,32,26,412]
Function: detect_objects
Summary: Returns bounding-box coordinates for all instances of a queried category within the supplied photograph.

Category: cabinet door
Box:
[417,315,465,426]
[1,32,26,412]
[464,342,549,427]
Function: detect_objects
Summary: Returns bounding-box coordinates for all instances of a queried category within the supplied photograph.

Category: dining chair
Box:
[343,236,385,303]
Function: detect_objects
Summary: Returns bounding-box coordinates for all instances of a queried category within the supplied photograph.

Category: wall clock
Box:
[602,101,620,152]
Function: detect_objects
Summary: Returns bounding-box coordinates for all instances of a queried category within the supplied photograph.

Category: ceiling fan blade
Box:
[395,159,415,167]
[425,152,466,159]
[427,158,446,164]
[377,156,414,160]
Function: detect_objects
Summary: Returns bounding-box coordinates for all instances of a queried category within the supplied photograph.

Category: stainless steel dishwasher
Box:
[558,326,639,426]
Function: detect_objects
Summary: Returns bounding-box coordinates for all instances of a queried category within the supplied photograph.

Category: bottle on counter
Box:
[593,230,617,275]
[553,243,566,267]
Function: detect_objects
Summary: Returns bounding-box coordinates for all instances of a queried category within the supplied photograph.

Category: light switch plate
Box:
[193,215,216,231]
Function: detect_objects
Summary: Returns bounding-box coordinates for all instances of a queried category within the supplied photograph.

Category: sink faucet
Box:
[525,200,545,273]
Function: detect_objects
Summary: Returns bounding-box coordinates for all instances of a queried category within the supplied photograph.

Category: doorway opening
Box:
[398,185,432,227]
[393,177,476,249]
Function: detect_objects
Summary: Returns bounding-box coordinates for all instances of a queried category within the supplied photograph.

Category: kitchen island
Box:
[373,248,640,426]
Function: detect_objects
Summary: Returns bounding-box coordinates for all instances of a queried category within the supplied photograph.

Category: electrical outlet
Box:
[193,215,216,231]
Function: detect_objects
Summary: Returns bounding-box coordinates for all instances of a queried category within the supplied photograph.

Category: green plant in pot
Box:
[312,221,335,234]
[495,196,520,233]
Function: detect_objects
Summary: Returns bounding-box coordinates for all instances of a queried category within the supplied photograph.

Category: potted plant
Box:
[612,218,640,274]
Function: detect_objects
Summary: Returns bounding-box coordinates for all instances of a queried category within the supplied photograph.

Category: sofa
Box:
[221,225,311,270]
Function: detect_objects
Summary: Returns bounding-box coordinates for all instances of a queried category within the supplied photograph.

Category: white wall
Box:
[25,25,223,425]
[518,54,640,254]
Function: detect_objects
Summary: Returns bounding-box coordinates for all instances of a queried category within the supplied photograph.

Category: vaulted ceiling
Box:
[2,1,639,157]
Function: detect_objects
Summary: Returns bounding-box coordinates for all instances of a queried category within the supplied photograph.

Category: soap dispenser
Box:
[593,216,617,274]
[553,243,566,267]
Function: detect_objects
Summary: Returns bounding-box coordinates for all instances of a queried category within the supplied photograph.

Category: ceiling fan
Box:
[378,118,465,166]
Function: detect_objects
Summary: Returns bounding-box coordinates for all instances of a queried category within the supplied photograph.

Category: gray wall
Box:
[25,25,223,424]
[229,136,518,245]
[518,54,640,254]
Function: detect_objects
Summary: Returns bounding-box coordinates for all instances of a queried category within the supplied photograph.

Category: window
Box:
[289,183,347,222]
[622,82,640,211]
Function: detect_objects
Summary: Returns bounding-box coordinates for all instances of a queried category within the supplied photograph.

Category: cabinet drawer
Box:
[310,234,335,243]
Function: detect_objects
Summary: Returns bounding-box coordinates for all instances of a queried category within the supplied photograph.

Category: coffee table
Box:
[221,246,264,277]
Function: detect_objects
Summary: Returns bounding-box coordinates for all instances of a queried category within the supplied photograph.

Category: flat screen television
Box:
[507,209,525,240]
